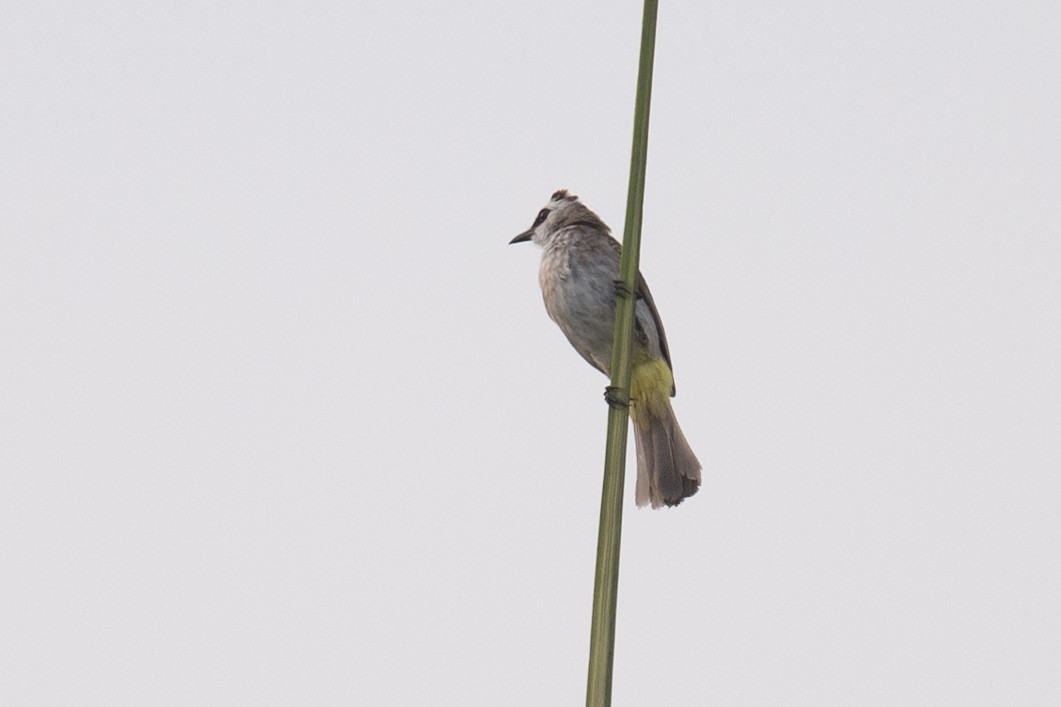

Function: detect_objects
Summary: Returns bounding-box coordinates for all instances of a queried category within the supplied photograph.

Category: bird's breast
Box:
[536,239,620,374]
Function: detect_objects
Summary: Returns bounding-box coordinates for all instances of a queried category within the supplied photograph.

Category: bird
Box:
[510,189,701,508]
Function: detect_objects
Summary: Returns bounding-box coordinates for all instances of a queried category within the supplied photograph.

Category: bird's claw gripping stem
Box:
[613,279,633,300]
[604,386,629,409]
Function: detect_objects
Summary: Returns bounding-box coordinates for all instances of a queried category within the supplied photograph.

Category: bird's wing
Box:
[635,272,676,396]
[598,231,676,397]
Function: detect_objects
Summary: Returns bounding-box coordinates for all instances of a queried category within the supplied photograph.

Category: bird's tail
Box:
[630,359,702,508]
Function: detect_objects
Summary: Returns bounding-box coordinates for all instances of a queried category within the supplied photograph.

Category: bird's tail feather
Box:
[630,361,701,509]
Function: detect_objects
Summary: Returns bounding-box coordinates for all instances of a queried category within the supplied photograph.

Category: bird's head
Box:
[510,189,609,247]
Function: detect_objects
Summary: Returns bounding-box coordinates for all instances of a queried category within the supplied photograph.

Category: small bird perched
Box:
[510,189,701,508]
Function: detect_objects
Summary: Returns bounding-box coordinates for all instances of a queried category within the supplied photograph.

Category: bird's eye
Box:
[532,208,550,228]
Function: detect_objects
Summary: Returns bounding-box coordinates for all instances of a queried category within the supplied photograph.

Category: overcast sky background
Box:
[2,2,1059,705]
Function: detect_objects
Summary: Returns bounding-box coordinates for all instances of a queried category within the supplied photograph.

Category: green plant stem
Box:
[586,1,658,705]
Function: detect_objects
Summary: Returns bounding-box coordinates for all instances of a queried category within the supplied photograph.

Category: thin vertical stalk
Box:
[586,0,658,704]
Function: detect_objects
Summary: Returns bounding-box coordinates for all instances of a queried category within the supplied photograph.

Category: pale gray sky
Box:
[2,1,1059,705]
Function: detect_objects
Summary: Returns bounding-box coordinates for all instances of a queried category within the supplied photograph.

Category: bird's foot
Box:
[604,386,629,409]
[613,279,633,300]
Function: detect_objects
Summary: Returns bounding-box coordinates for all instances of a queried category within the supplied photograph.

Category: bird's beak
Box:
[509,229,534,245]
